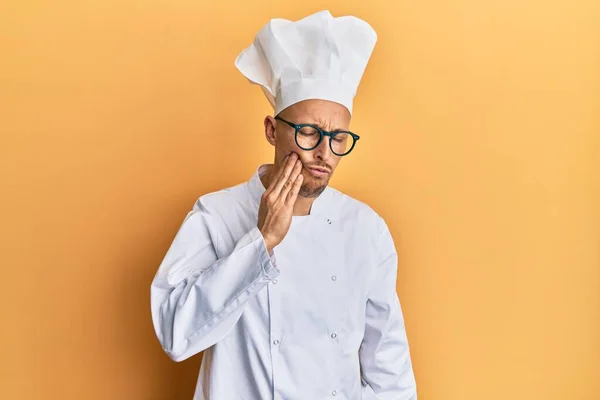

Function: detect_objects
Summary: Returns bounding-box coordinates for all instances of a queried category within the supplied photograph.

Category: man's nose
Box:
[313,135,332,161]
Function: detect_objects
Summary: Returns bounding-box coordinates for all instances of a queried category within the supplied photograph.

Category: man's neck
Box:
[260,164,315,216]
[292,195,314,216]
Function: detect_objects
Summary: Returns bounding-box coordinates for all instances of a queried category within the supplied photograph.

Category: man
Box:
[151,10,417,400]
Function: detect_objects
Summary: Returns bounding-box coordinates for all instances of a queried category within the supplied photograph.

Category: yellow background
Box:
[1,1,598,399]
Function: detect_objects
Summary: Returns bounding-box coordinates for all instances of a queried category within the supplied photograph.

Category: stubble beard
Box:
[298,178,329,198]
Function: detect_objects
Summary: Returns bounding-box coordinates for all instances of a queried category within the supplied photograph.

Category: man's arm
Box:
[359,217,417,399]
[151,154,303,362]
[150,202,279,362]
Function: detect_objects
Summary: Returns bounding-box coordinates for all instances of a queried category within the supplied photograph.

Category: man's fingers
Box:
[265,155,289,193]
[281,160,302,199]
[271,154,298,196]
[286,173,303,206]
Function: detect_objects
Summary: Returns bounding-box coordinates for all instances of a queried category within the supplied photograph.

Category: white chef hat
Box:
[234,10,377,116]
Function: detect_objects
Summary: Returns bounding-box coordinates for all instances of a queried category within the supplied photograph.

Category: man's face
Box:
[265,99,351,198]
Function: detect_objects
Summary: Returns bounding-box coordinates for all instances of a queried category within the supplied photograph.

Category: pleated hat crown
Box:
[235,10,377,116]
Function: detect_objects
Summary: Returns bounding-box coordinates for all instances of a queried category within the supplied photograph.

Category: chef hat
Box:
[234,10,377,116]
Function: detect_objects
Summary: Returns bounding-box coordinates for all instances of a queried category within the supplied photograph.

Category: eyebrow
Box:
[307,119,345,132]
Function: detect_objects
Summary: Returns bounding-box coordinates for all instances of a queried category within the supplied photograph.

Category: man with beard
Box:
[150,10,417,400]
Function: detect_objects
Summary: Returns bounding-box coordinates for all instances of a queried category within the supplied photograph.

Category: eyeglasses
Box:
[274,116,360,157]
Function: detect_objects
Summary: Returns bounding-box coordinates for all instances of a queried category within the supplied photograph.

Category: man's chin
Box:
[299,182,328,198]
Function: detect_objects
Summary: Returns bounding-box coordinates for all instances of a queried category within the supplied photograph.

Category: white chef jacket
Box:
[150,165,417,399]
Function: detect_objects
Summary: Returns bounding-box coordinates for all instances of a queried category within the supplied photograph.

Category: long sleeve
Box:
[359,218,417,399]
[150,202,279,362]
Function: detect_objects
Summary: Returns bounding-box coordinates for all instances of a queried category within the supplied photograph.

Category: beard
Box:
[298,177,329,198]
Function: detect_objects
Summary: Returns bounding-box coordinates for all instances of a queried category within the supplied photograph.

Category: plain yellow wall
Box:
[1,1,599,399]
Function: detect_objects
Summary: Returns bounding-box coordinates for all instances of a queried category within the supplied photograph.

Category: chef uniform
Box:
[151,10,417,400]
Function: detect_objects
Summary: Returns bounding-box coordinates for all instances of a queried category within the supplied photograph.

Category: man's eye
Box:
[299,127,319,136]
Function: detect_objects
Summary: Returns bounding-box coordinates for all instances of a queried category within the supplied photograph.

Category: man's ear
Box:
[264,116,277,146]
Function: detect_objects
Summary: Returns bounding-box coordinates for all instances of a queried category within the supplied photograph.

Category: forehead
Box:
[280,99,351,129]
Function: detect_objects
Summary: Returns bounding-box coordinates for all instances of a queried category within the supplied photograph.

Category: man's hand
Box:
[258,153,303,253]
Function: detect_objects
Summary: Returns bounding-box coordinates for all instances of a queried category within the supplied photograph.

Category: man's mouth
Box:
[306,166,330,177]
